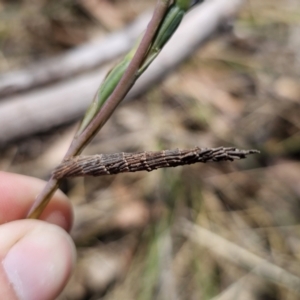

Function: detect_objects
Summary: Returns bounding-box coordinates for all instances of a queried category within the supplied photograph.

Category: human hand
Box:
[0,172,75,300]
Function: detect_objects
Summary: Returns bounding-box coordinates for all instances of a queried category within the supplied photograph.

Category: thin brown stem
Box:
[66,0,171,156]
[26,0,171,219]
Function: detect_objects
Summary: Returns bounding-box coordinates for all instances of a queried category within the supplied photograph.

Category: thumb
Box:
[0,220,76,300]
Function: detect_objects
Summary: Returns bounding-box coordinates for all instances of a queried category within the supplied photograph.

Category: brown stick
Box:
[66,0,171,155]
[53,147,259,179]
[26,0,171,219]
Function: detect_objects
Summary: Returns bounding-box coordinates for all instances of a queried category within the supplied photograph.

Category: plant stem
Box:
[27,0,171,219]
[67,0,171,155]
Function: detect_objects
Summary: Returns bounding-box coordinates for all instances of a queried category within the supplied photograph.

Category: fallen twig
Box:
[0,0,245,145]
[0,12,150,98]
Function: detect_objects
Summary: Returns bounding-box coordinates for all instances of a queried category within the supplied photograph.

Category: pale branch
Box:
[53,147,259,179]
[0,12,150,98]
[0,0,245,145]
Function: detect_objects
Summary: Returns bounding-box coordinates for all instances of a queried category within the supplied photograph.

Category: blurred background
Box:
[1,0,300,299]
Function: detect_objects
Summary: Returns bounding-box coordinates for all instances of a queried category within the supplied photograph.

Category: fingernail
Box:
[2,225,75,300]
